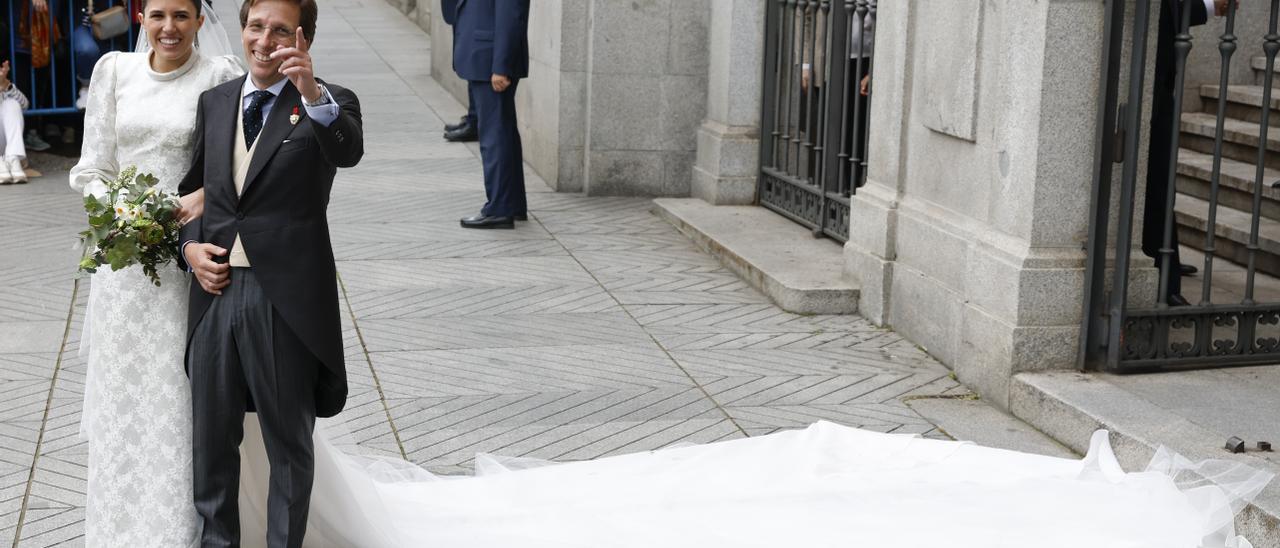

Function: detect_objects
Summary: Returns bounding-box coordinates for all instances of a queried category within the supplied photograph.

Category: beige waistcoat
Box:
[229,98,262,267]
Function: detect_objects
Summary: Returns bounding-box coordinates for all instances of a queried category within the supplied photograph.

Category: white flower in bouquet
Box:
[78,166,183,286]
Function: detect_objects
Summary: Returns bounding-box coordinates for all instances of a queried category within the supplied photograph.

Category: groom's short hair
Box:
[239,0,318,44]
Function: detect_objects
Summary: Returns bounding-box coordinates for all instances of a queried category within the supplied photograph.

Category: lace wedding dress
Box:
[71,49,242,547]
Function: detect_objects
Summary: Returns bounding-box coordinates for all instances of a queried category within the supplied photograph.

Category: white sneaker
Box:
[0,159,12,184]
[6,157,26,183]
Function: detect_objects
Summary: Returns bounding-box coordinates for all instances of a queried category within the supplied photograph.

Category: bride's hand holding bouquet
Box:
[77,166,184,286]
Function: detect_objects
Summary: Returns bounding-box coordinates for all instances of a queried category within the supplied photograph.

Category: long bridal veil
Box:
[281,421,1273,548]
[135,0,242,63]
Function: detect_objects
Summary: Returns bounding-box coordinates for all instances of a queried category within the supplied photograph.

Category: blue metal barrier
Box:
[5,0,136,115]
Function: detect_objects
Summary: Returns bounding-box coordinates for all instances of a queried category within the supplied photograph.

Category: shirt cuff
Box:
[303,85,340,128]
[181,240,197,273]
[1205,0,1217,16]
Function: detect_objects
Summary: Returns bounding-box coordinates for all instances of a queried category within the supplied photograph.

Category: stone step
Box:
[1175,148,1280,222]
[1251,55,1280,86]
[1174,192,1280,277]
[1199,84,1280,127]
[652,198,859,314]
[1180,111,1280,170]
[1010,371,1280,548]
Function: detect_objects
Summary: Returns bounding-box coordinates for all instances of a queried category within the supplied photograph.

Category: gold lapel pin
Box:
[290,106,301,125]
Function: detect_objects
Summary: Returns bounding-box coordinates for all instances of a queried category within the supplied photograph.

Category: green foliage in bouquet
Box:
[78,166,183,286]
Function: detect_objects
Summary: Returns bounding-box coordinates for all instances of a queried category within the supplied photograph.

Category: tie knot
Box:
[247,90,273,111]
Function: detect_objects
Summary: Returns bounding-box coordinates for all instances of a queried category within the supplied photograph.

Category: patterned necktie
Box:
[243,90,274,149]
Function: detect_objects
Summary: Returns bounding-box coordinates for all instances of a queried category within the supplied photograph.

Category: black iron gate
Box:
[758,0,876,242]
[1081,0,1280,371]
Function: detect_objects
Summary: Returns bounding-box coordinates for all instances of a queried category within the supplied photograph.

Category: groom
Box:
[177,0,363,546]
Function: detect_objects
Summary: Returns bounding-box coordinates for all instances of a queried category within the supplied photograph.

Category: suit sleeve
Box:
[177,93,208,272]
[492,0,529,77]
[311,84,364,169]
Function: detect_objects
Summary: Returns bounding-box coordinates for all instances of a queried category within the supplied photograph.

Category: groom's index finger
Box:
[295,26,308,52]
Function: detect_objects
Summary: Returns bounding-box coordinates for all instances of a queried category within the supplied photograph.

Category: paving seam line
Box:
[337,271,411,461]
[11,278,80,548]
[536,213,750,438]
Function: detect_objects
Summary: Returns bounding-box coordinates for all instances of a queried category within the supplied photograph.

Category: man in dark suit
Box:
[1145,0,1229,305]
[178,0,363,545]
[440,0,479,142]
[453,0,530,229]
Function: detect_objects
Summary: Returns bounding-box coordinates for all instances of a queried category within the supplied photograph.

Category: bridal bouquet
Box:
[77,166,183,286]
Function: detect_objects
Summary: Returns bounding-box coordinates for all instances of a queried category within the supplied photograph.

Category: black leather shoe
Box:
[444,116,470,133]
[1179,263,1198,276]
[445,124,479,142]
[460,214,514,229]
[515,213,528,221]
[1167,293,1191,307]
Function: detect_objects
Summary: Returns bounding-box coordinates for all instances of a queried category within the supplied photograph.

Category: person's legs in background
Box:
[0,97,28,184]
[72,0,107,110]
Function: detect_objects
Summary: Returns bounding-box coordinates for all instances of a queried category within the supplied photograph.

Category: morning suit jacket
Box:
[452,0,530,82]
[178,76,364,418]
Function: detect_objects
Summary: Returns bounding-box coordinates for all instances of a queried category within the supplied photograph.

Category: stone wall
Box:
[426,0,711,196]
[845,0,1112,409]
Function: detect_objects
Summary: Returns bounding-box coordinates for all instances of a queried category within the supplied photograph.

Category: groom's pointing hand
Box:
[271,27,321,103]
[186,243,231,296]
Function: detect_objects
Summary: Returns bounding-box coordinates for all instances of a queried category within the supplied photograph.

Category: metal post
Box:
[1079,0,1128,370]
[1200,3,1237,307]
[1106,0,1156,368]
[1246,1,1280,306]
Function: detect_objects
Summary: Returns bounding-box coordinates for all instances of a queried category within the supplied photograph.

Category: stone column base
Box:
[691,120,759,205]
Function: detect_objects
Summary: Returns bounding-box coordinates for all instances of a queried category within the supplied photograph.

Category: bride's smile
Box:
[137,0,205,73]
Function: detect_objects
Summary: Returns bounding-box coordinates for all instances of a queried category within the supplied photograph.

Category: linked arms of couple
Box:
[181,27,364,295]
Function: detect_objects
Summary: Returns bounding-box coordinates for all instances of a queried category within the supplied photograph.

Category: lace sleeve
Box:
[70,52,122,196]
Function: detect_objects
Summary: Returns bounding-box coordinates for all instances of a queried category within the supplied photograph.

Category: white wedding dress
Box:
[71,49,243,547]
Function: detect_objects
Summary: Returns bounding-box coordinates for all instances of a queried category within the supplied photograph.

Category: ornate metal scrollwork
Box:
[1120,306,1280,369]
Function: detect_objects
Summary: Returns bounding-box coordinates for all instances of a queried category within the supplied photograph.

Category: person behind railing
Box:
[71,0,112,109]
[797,4,875,188]
[1144,0,1234,307]
[0,59,33,184]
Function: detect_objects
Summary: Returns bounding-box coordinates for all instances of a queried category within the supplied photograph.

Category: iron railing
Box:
[5,1,137,115]
[1081,0,1280,371]
[758,0,876,242]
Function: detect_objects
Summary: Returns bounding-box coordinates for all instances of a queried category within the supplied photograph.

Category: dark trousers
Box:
[801,61,872,189]
[1144,82,1183,298]
[465,84,477,128]
[1144,2,1186,298]
[470,79,527,218]
[189,268,319,548]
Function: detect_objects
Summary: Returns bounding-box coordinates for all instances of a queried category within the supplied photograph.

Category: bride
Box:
[70,0,1271,546]
[70,0,241,545]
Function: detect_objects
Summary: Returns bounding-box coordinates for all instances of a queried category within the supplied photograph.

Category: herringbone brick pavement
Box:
[0,0,966,544]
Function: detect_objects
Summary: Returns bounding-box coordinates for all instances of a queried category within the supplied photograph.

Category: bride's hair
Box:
[138,0,204,16]
[238,0,318,44]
